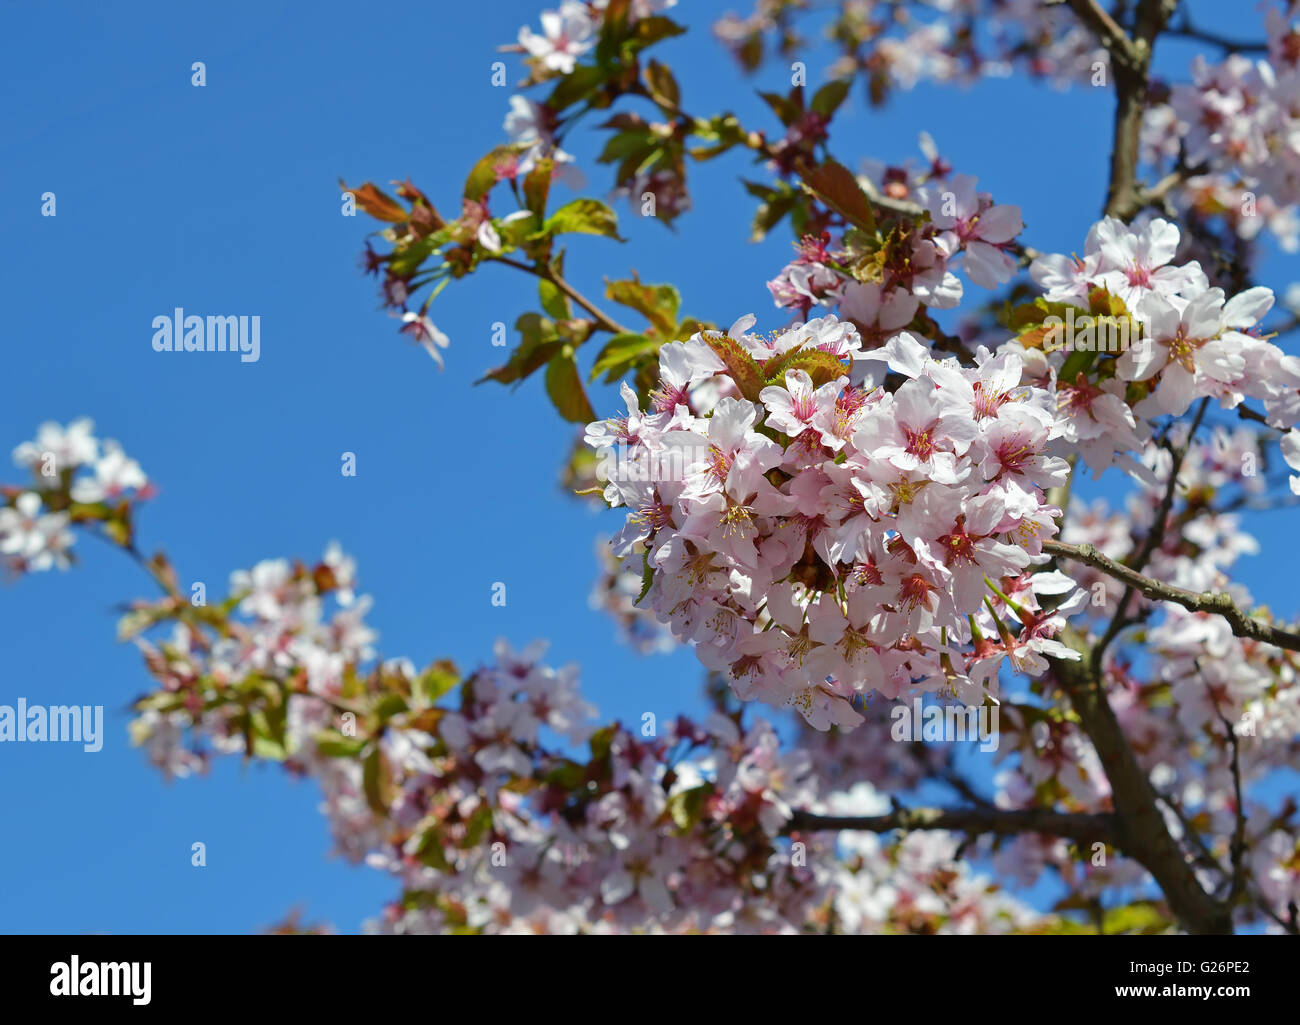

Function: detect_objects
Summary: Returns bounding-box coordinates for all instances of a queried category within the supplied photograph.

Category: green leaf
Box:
[539,252,573,318]
[250,702,289,761]
[315,730,369,758]
[539,277,571,321]
[103,514,132,547]
[798,160,876,232]
[596,0,632,60]
[628,15,685,50]
[493,212,540,249]
[760,344,805,385]
[545,199,622,240]
[362,744,393,816]
[690,115,745,160]
[635,545,653,606]
[589,724,618,762]
[1006,297,1058,330]
[412,829,452,872]
[605,275,680,336]
[599,129,655,165]
[810,79,851,117]
[1099,901,1175,935]
[613,14,686,55]
[543,759,586,790]
[386,232,448,279]
[463,804,495,847]
[546,346,598,422]
[547,65,604,112]
[417,659,460,703]
[523,158,553,217]
[703,331,764,401]
[781,348,850,387]
[372,694,409,724]
[667,785,711,833]
[589,332,658,382]
[1058,345,1099,383]
[645,59,680,110]
[758,89,802,127]
[751,187,797,242]
[478,312,563,386]
[463,144,525,202]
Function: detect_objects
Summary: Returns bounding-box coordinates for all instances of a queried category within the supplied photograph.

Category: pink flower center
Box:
[940,529,977,565]
[995,437,1032,474]
[1124,263,1153,287]
[971,382,1007,419]
[898,573,936,612]
[855,560,884,587]
[903,425,936,460]
[651,383,689,413]
[705,445,733,484]
[830,388,869,439]
[791,393,818,421]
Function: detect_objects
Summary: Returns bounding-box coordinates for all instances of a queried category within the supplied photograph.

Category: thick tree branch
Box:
[1067,0,1177,219]
[1045,539,1300,654]
[785,805,1118,844]
[1049,635,1233,934]
[1066,0,1138,60]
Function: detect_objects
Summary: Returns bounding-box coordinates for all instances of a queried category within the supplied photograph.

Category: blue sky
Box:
[1,0,1295,933]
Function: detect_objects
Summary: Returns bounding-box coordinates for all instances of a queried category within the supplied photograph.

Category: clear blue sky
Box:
[1,0,1294,933]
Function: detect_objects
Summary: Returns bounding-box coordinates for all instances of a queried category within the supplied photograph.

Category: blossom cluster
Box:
[12,411,1298,931]
[588,536,677,654]
[585,313,1086,729]
[1022,216,1293,475]
[714,0,1107,92]
[767,168,1023,328]
[126,543,372,781]
[515,0,678,77]
[121,543,1035,933]
[1143,4,1300,252]
[2,419,149,573]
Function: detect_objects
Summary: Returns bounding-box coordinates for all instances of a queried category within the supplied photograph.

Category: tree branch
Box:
[495,256,633,336]
[1092,401,1206,667]
[785,805,1118,844]
[1049,635,1233,934]
[1199,660,1248,905]
[1165,21,1267,54]
[1067,0,1176,219]
[1045,539,1300,654]
[1066,0,1138,60]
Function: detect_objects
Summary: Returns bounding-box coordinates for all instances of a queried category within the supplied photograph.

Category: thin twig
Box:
[1197,658,1248,905]
[495,256,633,336]
[1093,398,1208,668]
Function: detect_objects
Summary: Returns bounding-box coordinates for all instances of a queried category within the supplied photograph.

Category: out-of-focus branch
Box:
[785,805,1118,844]
[1165,18,1268,54]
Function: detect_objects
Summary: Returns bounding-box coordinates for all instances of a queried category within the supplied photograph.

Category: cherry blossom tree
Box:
[7,0,1300,934]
